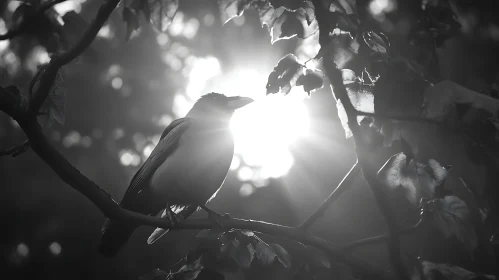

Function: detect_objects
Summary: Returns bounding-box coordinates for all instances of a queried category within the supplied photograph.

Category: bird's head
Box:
[187,93,253,125]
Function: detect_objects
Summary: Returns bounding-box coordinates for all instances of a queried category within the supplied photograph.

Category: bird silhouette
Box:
[99,93,253,257]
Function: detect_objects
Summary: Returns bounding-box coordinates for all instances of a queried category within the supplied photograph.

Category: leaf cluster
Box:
[122,0,179,40]
[142,229,293,280]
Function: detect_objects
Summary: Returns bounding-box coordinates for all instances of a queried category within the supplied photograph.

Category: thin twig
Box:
[0,140,30,157]
[355,110,441,125]
[311,0,409,278]
[298,162,360,230]
[28,0,121,117]
[0,0,67,41]
[341,219,423,252]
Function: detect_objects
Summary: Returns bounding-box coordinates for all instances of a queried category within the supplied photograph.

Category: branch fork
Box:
[0,0,436,278]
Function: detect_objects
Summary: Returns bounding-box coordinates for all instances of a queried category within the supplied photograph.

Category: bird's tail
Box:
[147,205,198,244]
[99,218,137,257]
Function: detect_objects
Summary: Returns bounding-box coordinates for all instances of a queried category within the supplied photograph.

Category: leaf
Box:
[255,240,278,266]
[148,0,179,32]
[341,69,357,84]
[269,243,291,268]
[296,0,315,24]
[362,31,389,54]
[252,2,290,43]
[188,229,294,275]
[296,68,324,94]
[270,0,305,10]
[228,240,255,269]
[336,69,374,137]
[266,54,322,95]
[253,0,285,31]
[44,84,65,125]
[377,153,450,206]
[318,28,359,67]
[218,0,253,24]
[35,70,66,127]
[278,12,302,40]
[49,89,65,124]
[422,196,478,254]
[190,229,260,274]
[417,260,495,280]
[329,0,356,15]
[267,0,315,23]
[423,80,499,124]
[61,12,89,48]
[251,1,317,43]
[140,268,169,280]
[173,256,204,280]
[123,7,140,40]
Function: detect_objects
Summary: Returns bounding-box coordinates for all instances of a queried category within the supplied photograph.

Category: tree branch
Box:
[0,94,394,280]
[28,0,120,117]
[0,1,404,278]
[0,0,67,41]
[298,161,360,230]
[0,1,396,273]
[355,110,441,125]
[341,219,423,252]
[311,0,409,278]
[0,140,30,157]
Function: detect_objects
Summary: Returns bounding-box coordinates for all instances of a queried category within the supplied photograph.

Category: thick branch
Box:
[311,0,408,278]
[0,0,66,41]
[341,219,423,252]
[29,0,120,116]
[298,162,360,230]
[0,103,396,279]
[0,1,396,278]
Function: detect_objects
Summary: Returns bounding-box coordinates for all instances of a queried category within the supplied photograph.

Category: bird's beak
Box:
[227,96,254,109]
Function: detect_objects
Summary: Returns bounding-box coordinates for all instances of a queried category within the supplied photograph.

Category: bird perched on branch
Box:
[99,93,253,257]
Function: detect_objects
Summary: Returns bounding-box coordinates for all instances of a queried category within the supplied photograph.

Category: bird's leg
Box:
[161,204,180,228]
[200,206,230,228]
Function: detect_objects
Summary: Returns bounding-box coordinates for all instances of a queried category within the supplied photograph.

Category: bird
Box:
[99,93,253,257]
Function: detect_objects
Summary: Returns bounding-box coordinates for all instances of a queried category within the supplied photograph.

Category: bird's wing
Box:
[120,118,192,208]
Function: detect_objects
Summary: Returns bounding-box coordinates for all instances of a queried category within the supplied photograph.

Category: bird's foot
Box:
[201,206,230,228]
[161,207,181,229]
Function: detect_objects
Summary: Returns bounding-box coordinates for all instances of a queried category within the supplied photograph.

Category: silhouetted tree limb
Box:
[355,110,441,125]
[0,84,395,279]
[0,140,30,157]
[0,88,394,279]
[341,219,424,252]
[311,0,409,278]
[0,1,396,278]
[29,0,121,117]
[298,162,360,230]
[0,0,67,41]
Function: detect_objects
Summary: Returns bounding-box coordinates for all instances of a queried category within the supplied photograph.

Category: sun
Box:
[229,90,309,179]
[172,57,310,182]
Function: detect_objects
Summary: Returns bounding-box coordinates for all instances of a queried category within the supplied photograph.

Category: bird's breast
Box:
[150,126,234,205]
